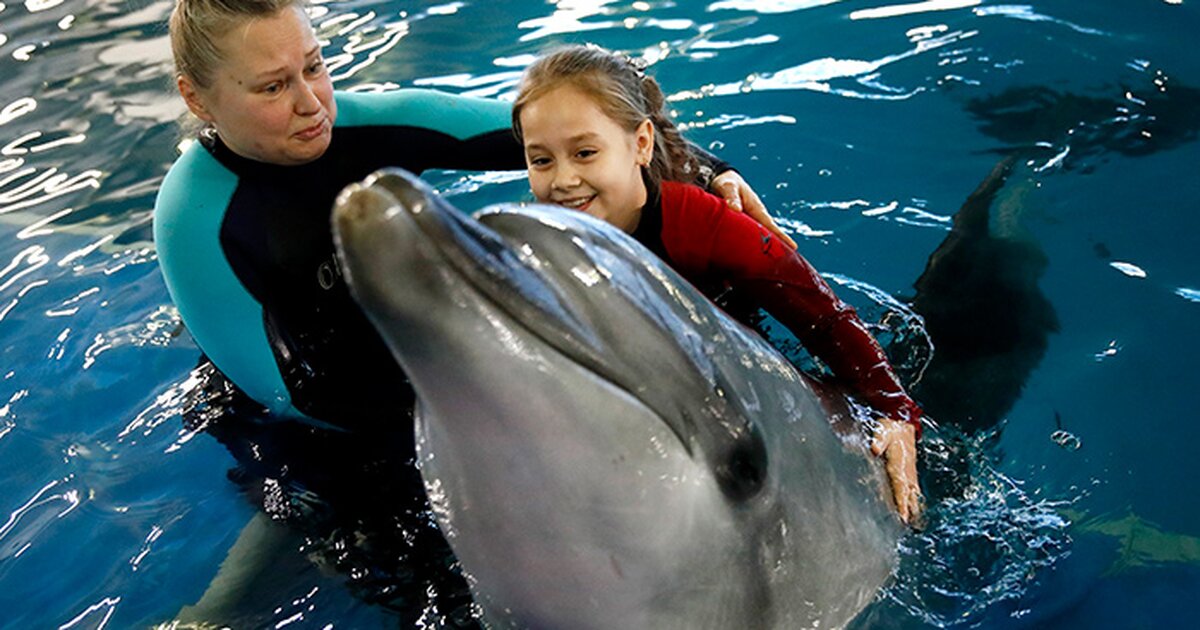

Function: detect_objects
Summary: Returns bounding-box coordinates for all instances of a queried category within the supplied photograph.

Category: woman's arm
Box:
[154,145,304,418]
[336,89,527,172]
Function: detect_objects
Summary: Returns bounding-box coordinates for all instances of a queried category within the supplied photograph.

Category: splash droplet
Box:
[1051,430,1081,451]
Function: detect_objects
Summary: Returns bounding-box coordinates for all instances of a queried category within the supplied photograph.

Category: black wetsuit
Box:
[156,90,523,429]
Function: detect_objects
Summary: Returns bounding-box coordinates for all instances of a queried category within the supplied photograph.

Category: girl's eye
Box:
[263,82,283,94]
[529,156,552,167]
[576,149,597,159]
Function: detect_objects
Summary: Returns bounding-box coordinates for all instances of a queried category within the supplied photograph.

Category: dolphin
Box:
[331,168,905,630]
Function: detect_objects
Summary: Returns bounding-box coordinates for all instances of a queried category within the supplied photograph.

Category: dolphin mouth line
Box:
[395,194,697,455]
[405,205,779,504]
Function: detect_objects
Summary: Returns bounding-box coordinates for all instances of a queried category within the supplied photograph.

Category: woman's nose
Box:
[294,79,322,115]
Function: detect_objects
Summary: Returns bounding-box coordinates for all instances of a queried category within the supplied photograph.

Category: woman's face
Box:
[520,85,653,232]
[179,5,335,165]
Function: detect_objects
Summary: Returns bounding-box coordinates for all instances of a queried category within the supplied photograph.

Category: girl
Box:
[513,44,924,524]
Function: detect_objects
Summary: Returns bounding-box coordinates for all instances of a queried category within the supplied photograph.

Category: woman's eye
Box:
[576,149,597,159]
[307,59,325,74]
[262,82,283,94]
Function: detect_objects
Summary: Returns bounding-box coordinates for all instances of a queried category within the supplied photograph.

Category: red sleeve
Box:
[659,182,923,436]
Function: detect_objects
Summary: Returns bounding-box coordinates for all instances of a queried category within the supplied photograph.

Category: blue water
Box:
[2,0,1198,627]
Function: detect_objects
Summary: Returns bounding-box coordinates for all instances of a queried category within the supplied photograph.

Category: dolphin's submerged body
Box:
[332,169,903,629]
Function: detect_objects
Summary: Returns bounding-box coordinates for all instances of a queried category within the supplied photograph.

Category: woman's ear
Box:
[177,75,215,124]
[636,119,655,166]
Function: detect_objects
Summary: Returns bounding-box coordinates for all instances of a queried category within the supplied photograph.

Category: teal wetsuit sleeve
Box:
[334,88,512,138]
[334,89,523,169]
[153,145,302,417]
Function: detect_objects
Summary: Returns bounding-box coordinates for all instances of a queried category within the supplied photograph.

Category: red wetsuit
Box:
[634,181,923,435]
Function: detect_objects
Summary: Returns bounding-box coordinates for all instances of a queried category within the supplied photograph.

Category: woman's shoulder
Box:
[155,139,238,224]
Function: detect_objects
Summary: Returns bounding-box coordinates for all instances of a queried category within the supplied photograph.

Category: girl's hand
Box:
[871,417,924,527]
[710,170,798,250]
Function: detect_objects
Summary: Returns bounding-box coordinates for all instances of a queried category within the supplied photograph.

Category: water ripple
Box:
[0,476,83,564]
[1175,287,1200,303]
[0,163,104,217]
[59,595,120,630]
[873,425,1077,627]
[518,1,622,42]
[671,28,973,102]
[974,4,1108,36]
[118,363,210,454]
[707,0,841,13]
[850,0,982,21]
[313,2,492,87]
[0,245,50,320]
[318,9,411,83]
[680,112,797,131]
[0,389,26,443]
[82,304,180,370]
[1109,261,1147,278]
[412,70,524,99]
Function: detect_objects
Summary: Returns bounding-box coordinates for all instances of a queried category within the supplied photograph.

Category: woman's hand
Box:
[710,170,798,250]
[871,417,924,527]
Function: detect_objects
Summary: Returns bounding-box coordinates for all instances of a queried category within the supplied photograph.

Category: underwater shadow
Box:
[907,157,1060,435]
[965,76,1200,168]
[175,362,479,628]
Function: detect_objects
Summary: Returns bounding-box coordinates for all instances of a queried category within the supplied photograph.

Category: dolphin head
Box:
[333,168,901,629]
[335,169,769,500]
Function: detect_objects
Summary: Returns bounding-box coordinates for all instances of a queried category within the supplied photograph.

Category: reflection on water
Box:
[671,26,974,102]
[0,96,103,227]
[0,0,1197,627]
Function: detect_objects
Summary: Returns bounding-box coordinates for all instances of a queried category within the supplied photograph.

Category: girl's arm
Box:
[714,211,926,525]
[729,248,923,433]
[670,183,922,433]
[665,182,923,524]
[688,144,797,249]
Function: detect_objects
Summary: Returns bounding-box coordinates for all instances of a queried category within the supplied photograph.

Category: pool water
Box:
[2,0,1198,627]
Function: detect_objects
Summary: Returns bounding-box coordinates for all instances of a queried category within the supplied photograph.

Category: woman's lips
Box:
[294,118,328,141]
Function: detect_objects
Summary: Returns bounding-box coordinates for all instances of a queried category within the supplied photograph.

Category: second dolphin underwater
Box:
[333,169,905,629]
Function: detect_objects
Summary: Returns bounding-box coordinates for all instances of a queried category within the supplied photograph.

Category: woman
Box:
[155,0,786,434]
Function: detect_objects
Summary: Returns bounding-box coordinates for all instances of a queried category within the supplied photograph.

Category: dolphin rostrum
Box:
[331,168,904,630]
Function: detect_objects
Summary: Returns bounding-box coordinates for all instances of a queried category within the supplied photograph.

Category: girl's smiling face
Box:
[519,84,654,232]
[178,5,335,165]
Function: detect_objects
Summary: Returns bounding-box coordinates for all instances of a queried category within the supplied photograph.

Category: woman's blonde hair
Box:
[512,45,698,189]
[169,0,305,88]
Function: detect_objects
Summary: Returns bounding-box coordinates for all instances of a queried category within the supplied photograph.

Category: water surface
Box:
[1,0,1198,627]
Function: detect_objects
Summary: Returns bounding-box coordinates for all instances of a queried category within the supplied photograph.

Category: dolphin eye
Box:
[714,427,767,502]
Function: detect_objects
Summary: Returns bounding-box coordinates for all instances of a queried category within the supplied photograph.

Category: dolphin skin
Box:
[332,169,904,630]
